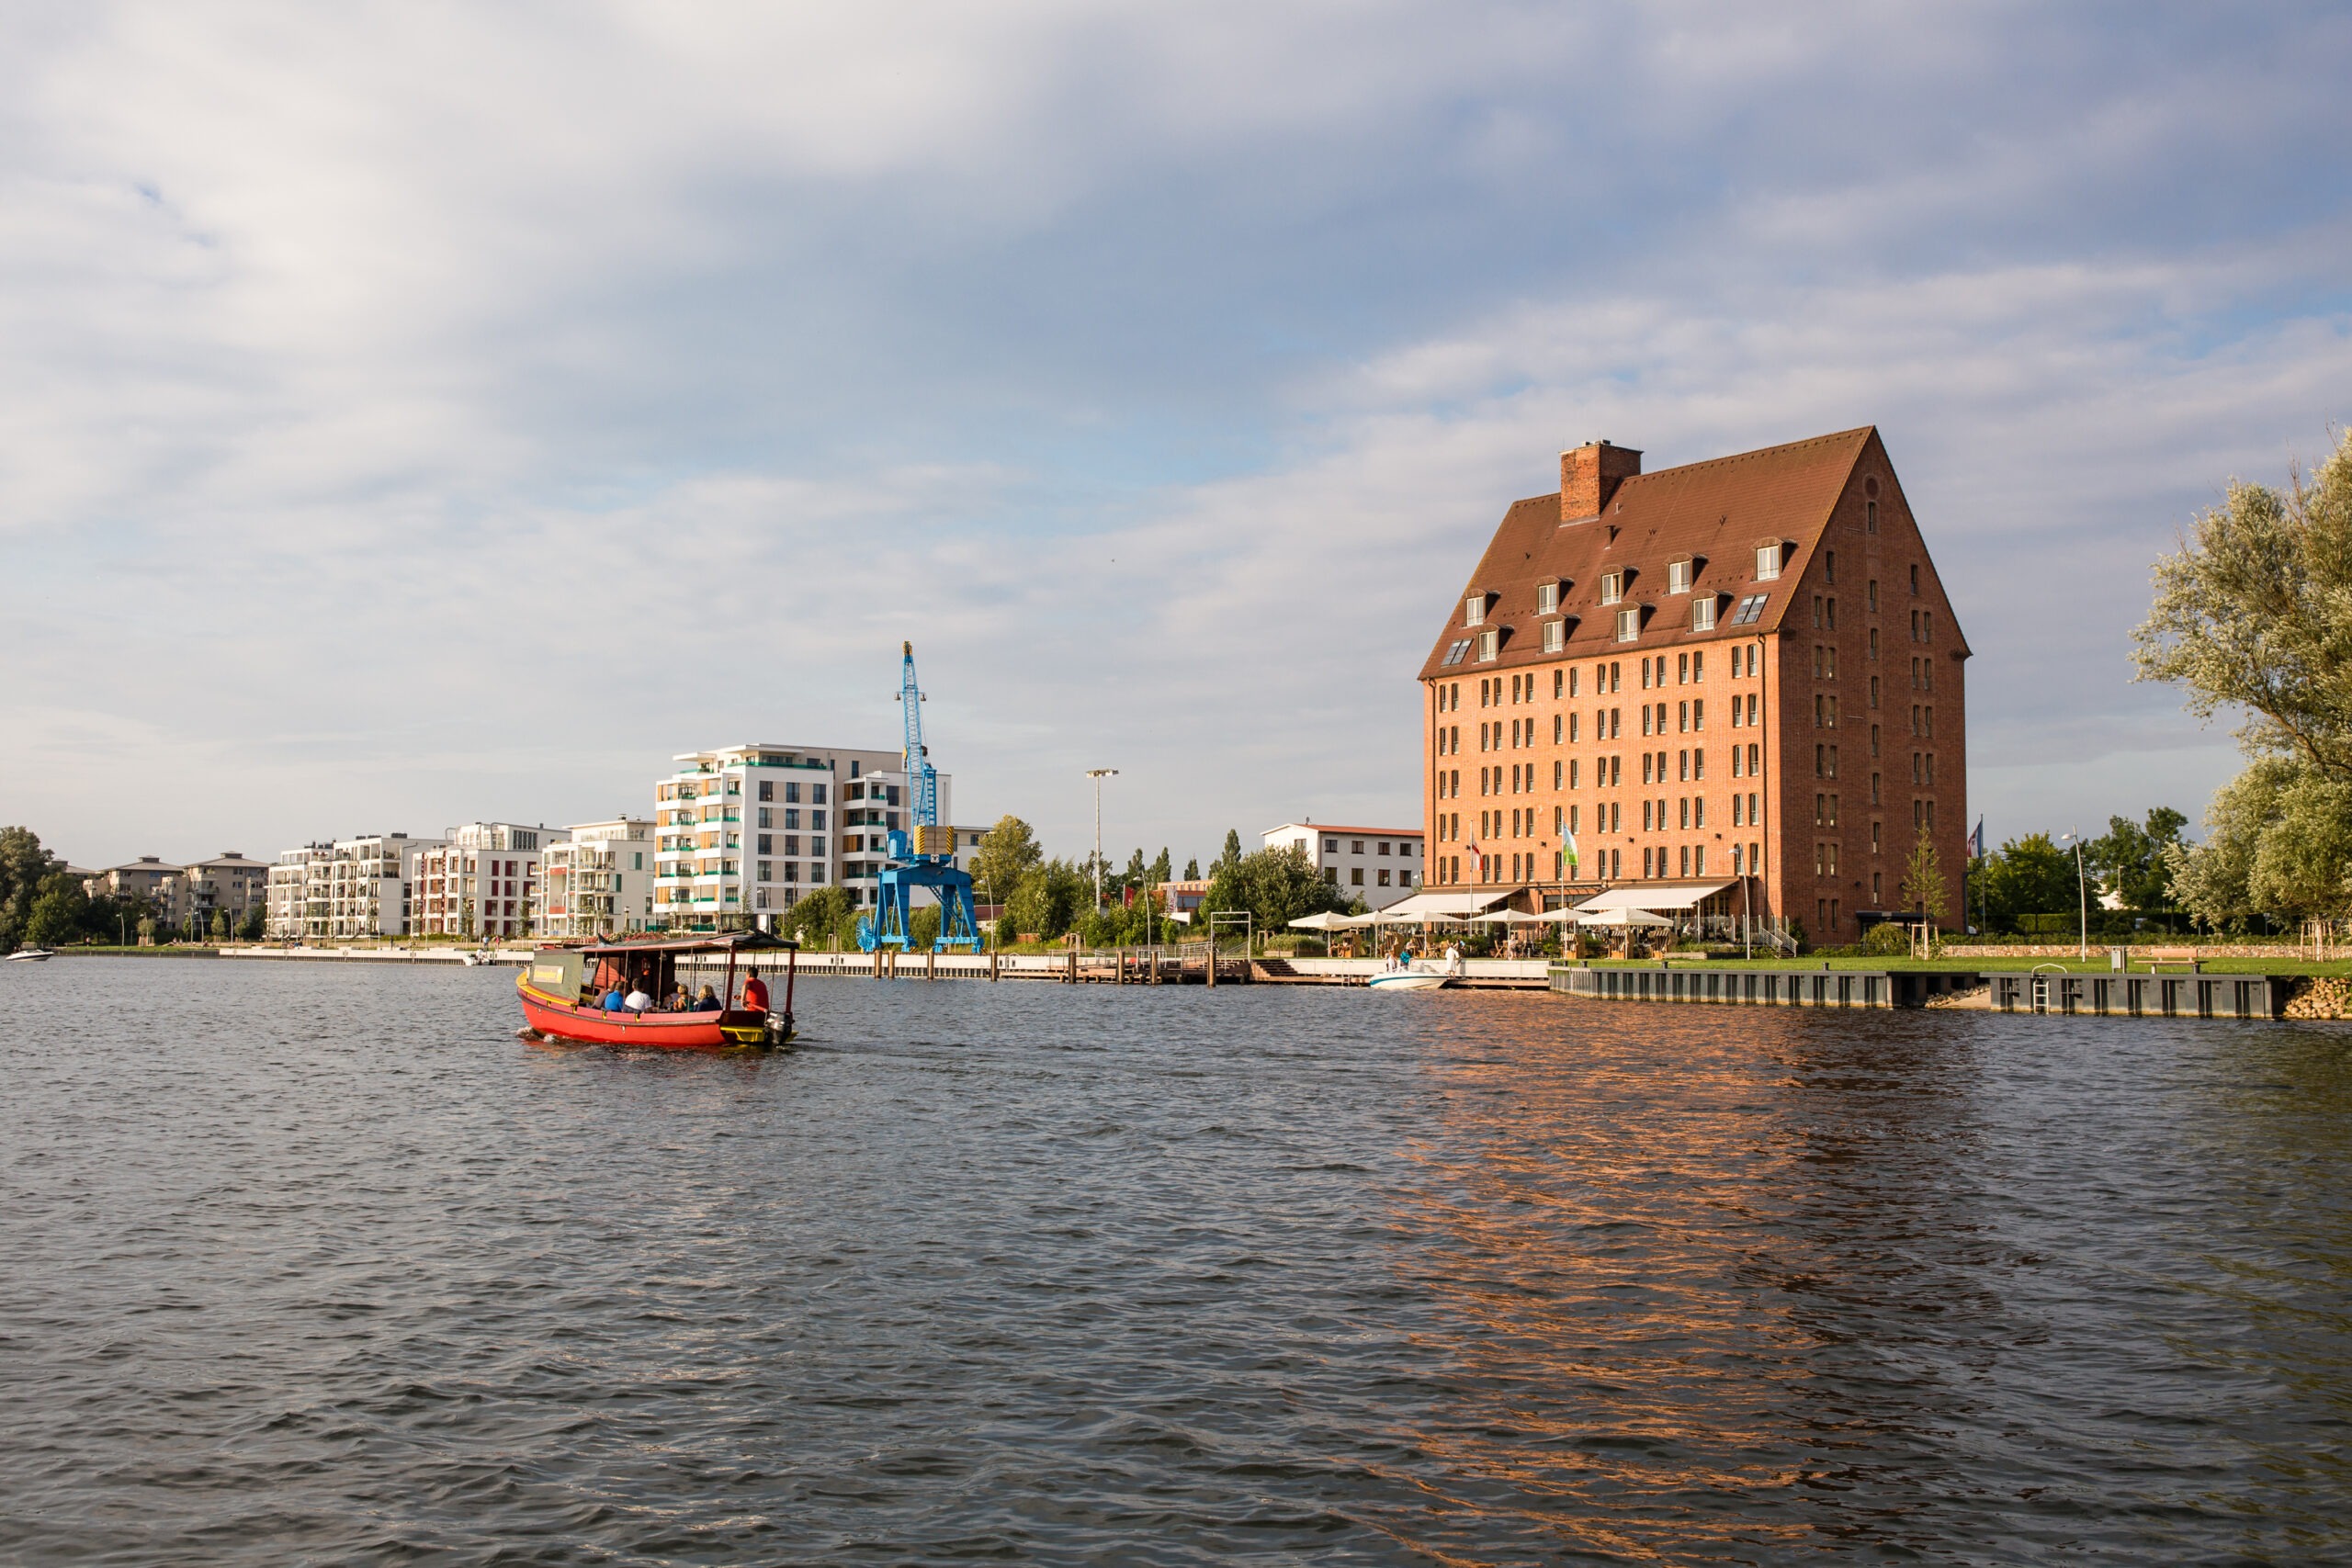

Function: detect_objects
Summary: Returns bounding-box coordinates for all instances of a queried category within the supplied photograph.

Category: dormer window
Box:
[1543,619,1566,652]
[1755,544,1782,581]
[1464,595,1487,627]
[1600,570,1623,605]
[1691,595,1717,632]
[1613,607,1639,643]
[1668,558,1693,594]
[1536,581,1560,615]
[1476,629,1498,661]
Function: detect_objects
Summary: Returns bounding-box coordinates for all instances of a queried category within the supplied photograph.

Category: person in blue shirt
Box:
[693,984,722,1012]
[601,985,626,1011]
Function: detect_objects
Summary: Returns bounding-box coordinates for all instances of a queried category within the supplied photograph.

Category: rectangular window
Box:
[1464,595,1486,627]
[758,780,774,802]
[1756,545,1781,581]
[1543,619,1565,652]
[1478,630,1498,661]
[1442,639,1472,666]
[1600,570,1623,604]
[1668,558,1692,593]
[1537,581,1559,614]
[1731,593,1768,626]
[1691,596,1715,631]
[1614,608,1638,643]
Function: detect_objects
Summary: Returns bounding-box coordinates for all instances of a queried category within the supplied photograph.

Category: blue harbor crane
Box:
[855,642,981,953]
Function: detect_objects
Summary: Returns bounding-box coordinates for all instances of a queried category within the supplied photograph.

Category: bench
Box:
[2140,946,2200,973]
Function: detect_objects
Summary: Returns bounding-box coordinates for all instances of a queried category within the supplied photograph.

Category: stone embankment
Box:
[2283,976,2352,1020]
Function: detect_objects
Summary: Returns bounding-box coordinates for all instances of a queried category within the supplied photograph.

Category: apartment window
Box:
[1691,595,1716,632]
[1730,593,1768,626]
[813,784,827,805]
[757,833,773,854]
[1600,570,1623,605]
[1477,630,1498,661]
[1537,581,1560,614]
[1614,608,1638,643]
[1668,558,1692,593]
[1756,544,1781,581]
[1543,619,1566,652]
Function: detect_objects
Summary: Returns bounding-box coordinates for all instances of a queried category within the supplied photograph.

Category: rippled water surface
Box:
[5,960,2351,1564]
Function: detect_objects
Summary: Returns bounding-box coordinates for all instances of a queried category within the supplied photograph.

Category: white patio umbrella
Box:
[1286,911,1357,931]
[1374,907,1461,925]
[1470,908,1553,926]
[1576,907,1674,928]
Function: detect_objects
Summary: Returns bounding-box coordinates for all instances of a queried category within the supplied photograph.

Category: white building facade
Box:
[412,824,560,940]
[539,818,657,938]
[1261,822,1425,909]
[653,743,956,930]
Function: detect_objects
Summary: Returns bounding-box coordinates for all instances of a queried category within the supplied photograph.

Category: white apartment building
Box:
[311,833,444,940]
[540,818,657,938]
[266,845,324,939]
[653,743,956,930]
[1261,821,1425,909]
[411,823,560,940]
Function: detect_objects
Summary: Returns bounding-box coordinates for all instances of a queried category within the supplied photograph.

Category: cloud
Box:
[1,2,2347,863]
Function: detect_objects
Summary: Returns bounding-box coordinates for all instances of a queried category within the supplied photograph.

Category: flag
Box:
[1969,817,1984,858]
[1465,840,1483,870]
[1561,827,1579,873]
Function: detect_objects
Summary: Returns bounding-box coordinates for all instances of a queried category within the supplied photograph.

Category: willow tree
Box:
[2134,429,2352,927]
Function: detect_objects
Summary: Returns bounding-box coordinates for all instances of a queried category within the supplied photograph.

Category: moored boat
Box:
[516,932,797,1048]
[1367,964,1453,990]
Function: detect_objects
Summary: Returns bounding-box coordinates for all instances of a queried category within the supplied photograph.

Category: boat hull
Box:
[1368,970,1453,990]
[517,977,779,1048]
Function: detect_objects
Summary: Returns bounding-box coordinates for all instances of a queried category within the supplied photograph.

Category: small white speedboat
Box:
[6,948,54,963]
[1368,962,1454,991]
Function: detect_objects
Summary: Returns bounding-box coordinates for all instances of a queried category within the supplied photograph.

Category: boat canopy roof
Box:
[573,931,797,957]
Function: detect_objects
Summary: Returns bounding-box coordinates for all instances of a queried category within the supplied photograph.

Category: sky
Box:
[3,1,2348,870]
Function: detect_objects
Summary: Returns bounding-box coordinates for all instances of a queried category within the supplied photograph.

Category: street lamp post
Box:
[2060,829,2089,962]
[1085,769,1118,912]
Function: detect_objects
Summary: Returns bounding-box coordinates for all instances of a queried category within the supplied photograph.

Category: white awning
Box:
[1379,889,1516,918]
[1573,881,1736,914]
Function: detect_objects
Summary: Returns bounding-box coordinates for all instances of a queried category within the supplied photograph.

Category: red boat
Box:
[516,932,798,1049]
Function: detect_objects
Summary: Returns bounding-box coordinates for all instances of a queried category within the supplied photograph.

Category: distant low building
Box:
[89,858,191,925]
[1261,822,1424,908]
[186,853,272,931]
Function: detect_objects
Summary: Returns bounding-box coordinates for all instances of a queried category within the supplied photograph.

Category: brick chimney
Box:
[1561,439,1642,522]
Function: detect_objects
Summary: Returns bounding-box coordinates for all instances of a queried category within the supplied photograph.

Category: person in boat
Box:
[693,984,722,1012]
[625,980,654,1012]
[741,972,769,1013]
[600,982,626,1011]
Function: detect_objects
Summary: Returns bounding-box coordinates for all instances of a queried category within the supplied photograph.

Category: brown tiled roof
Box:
[1419,426,1922,678]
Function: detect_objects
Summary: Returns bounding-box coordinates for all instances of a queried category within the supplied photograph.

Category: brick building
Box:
[1418,427,1967,943]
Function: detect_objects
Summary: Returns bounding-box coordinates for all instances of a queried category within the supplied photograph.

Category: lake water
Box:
[3,960,2349,1565]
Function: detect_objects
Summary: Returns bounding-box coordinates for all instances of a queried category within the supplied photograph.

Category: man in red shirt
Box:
[741,972,769,1013]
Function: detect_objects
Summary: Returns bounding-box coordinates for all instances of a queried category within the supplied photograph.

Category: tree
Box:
[1200,845,1350,933]
[25,874,87,949]
[2133,429,2352,783]
[2168,756,2352,930]
[2086,808,2189,912]
[1979,832,2075,931]
[781,886,855,947]
[0,826,62,953]
[1006,858,1087,941]
[1219,829,1242,870]
[2133,430,2352,926]
[211,908,233,943]
[1182,857,1199,880]
[1149,848,1172,886]
[969,816,1043,909]
[1120,848,1148,893]
[1901,827,1950,927]
[240,908,266,941]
